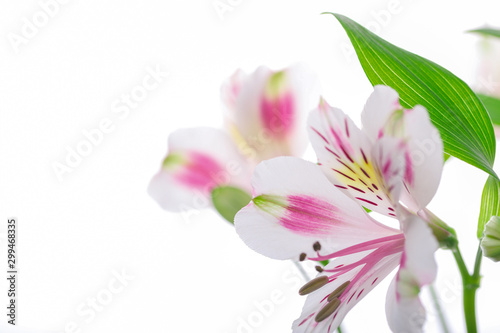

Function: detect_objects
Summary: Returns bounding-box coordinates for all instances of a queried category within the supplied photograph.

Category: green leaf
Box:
[478,93,500,125]
[478,176,500,238]
[329,13,497,179]
[211,186,251,224]
[468,28,500,39]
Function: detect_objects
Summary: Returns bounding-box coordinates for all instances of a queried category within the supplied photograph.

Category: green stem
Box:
[429,284,450,333]
[452,245,482,333]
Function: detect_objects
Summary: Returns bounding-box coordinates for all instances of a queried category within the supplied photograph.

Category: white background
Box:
[1,0,500,332]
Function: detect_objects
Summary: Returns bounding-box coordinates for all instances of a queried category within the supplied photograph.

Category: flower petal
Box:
[371,136,407,209]
[385,277,426,333]
[221,69,247,111]
[385,215,438,333]
[308,100,401,217]
[224,65,320,161]
[399,214,439,286]
[235,156,400,260]
[399,106,444,211]
[361,85,402,142]
[362,85,443,211]
[148,127,251,211]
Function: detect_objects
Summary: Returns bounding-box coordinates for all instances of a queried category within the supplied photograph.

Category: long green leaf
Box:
[478,176,500,238]
[211,186,251,224]
[478,93,500,125]
[469,28,500,39]
[329,13,497,179]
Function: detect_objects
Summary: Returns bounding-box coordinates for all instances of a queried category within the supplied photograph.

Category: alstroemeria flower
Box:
[222,65,320,162]
[308,85,443,216]
[235,157,438,332]
[149,65,320,212]
[148,127,253,211]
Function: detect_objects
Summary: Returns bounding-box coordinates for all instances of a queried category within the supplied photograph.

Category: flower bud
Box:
[481,216,500,262]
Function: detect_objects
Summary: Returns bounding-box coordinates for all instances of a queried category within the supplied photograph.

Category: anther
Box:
[315,265,324,273]
[299,276,329,296]
[315,298,341,323]
[327,281,351,302]
[313,241,321,251]
[299,253,307,262]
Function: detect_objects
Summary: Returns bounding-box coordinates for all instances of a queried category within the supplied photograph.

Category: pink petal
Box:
[148,128,251,211]
[235,157,400,260]
[223,64,320,161]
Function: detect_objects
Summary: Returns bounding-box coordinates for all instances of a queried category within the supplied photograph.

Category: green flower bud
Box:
[481,216,500,262]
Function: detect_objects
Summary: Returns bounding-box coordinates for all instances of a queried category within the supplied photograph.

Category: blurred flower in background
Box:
[148,64,320,217]
[475,30,500,97]
[471,26,500,136]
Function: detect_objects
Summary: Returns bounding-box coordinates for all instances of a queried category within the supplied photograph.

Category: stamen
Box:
[313,241,321,251]
[309,234,404,261]
[327,281,351,302]
[315,298,341,323]
[315,266,324,273]
[299,276,329,295]
[299,253,307,262]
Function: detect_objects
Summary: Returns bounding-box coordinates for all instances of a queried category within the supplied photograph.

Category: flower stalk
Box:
[451,244,482,333]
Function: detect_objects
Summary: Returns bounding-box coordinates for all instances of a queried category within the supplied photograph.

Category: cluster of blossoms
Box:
[149,65,446,332]
[148,64,320,212]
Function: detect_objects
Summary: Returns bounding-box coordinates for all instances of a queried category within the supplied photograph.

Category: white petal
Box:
[148,127,252,211]
[235,156,400,260]
[308,101,399,217]
[220,69,247,111]
[385,215,438,333]
[362,86,443,211]
[224,64,320,161]
[400,214,439,286]
[399,106,444,211]
[386,277,426,333]
[361,85,402,142]
[371,137,407,208]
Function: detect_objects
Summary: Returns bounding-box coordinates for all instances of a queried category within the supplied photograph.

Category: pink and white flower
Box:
[235,158,438,332]
[148,65,320,212]
[235,86,443,331]
[222,65,320,162]
[308,85,443,216]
